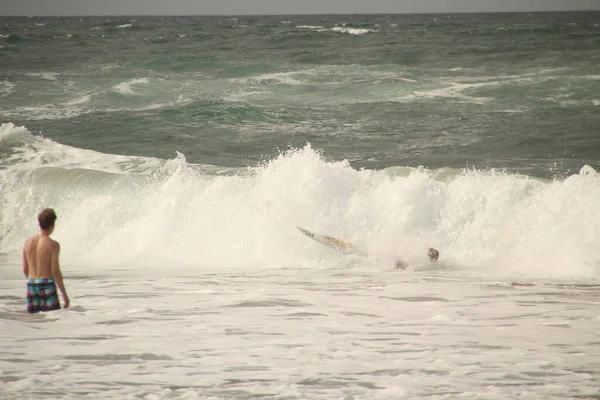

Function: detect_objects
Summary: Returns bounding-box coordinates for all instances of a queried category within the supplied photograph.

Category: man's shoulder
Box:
[26,235,60,249]
[23,235,37,248]
[46,237,60,249]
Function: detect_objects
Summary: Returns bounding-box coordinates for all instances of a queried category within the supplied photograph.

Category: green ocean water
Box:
[1,12,600,175]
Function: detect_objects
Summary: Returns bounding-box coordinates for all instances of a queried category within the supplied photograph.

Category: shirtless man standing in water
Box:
[22,208,70,312]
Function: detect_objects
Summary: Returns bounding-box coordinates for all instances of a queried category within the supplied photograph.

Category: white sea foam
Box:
[1,97,177,121]
[116,24,133,29]
[495,109,524,113]
[0,80,16,97]
[2,269,597,399]
[404,81,494,104]
[111,77,150,95]
[0,102,170,120]
[0,105,86,121]
[104,102,170,113]
[1,129,599,281]
[0,122,30,144]
[26,72,60,81]
[63,94,91,105]
[0,122,163,174]
[331,26,374,35]
[296,25,374,35]
[225,65,423,105]
[398,72,550,104]
[228,71,309,86]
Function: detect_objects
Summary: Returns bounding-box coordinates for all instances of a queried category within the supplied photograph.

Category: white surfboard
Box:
[296,226,367,256]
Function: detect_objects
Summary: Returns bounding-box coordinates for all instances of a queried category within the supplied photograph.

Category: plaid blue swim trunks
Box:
[27,278,61,313]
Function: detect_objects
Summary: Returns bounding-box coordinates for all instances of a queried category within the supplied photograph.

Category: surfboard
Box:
[296,226,367,256]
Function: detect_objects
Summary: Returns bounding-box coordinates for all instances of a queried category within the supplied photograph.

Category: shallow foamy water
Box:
[2,262,599,400]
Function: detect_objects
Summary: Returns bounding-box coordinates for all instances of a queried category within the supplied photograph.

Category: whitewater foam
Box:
[0,80,16,97]
[112,78,150,95]
[0,104,89,121]
[331,26,374,35]
[63,94,92,105]
[26,72,60,81]
[2,125,599,280]
[295,25,374,35]
[229,71,308,86]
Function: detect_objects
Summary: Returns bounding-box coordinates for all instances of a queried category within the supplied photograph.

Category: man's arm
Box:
[22,248,29,278]
[50,242,69,309]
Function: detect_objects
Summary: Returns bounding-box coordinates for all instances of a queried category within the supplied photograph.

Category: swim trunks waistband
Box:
[27,277,55,284]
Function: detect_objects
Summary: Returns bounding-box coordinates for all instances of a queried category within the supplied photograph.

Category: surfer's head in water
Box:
[395,248,440,269]
[428,248,439,262]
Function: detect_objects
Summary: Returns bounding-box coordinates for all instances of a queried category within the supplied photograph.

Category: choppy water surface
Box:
[2,266,600,399]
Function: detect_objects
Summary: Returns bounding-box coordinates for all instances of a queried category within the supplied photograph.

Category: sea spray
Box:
[1,123,599,278]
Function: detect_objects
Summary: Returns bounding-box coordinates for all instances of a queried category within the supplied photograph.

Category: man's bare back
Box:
[23,234,60,278]
[23,209,69,311]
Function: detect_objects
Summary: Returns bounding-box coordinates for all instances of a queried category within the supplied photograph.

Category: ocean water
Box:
[1,12,600,399]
